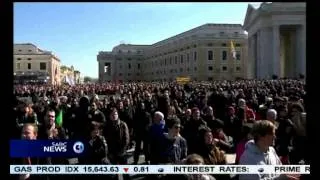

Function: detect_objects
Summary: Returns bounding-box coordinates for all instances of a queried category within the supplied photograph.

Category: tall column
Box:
[273,25,280,77]
[256,31,261,79]
[300,25,306,77]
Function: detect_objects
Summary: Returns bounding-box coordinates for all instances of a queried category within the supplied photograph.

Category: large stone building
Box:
[244,2,306,79]
[14,43,61,85]
[60,65,81,85]
[98,23,248,82]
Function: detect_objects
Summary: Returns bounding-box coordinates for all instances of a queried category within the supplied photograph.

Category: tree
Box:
[83,76,93,83]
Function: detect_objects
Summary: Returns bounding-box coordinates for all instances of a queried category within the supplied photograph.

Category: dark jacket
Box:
[104,119,129,156]
[118,106,134,129]
[88,110,106,126]
[16,113,38,127]
[160,134,188,164]
[134,110,152,137]
[85,135,110,164]
[148,121,166,164]
[182,118,207,154]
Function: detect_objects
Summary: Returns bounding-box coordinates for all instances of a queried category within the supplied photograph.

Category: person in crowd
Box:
[267,109,278,125]
[288,103,307,164]
[71,96,91,139]
[88,101,106,129]
[18,123,49,180]
[210,119,233,153]
[16,104,38,129]
[160,118,187,164]
[104,108,130,165]
[144,92,157,116]
[133,102,152,164]
[239,120,299,180]
[122,98,135,148]
[235,124,253,164]
[148,111,166,164]
[85,124,110,165]
[38,109,67,140]
[180,108,191,128]
[182,107,207,154]
[197,127,226,165]
[167,105,178,120]
[275,105,294,164]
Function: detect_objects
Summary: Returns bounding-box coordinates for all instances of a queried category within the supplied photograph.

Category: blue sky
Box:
[14,2,261,78]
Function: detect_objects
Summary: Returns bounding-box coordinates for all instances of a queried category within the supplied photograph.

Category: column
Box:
[299,25,306,77]
[273,25,280,77]
[256,31,261,79]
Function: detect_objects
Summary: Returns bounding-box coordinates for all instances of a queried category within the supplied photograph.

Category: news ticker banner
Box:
[10,140,87,157]
[10,165,310,175]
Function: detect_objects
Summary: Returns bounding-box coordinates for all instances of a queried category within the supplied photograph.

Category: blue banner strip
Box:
[10,140,87,158]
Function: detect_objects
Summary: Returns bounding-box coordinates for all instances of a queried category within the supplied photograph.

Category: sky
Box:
[14,2,262,78]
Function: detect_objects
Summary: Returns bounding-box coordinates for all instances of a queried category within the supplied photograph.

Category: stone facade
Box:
[243,2,306,79]
[98,24,248,82]
[14,43,61,85]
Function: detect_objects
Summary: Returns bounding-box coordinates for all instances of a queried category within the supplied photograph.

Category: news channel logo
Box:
[73,141,84,154]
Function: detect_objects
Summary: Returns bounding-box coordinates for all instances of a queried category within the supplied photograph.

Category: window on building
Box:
[119,65,122,69]
[127,58,132,61]
[180,55,183,63]
[175,56,177,64]
[28,50,32,52]
[170,57,172,65]
[235,43,241,47]
[118,50,122,53]
[17,58,21,60]
[27,63,31,70]
[194,51,197,61]
[165,58,167,66]
[236,66,241,71]
[208,77,213,81]
[18,49,22,52]
[119,73,122,76]
[180,68,183,72]
[222,66,227,71]
[128,63,131,69]
[137,63,140,69]
[207,43,213,47]
[116,58,122,61]
[234,32,239,37]
[236,51,241,60]
[194,67,197,71]
[16,63,20,70]
[187,53,189,61]
[187,67,190,72]
[27,58,32,60]
[137,73,140,76]
[104,63,111,75]
[222,50,227,60]
[220,32,225,36]
[208,66,213,71]
[222,43,227,47]
[208,50,213,60]
[128,73,131,76]
[40,62,46,70]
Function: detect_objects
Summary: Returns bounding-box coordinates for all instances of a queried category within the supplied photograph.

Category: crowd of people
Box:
[12,79,308,180]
